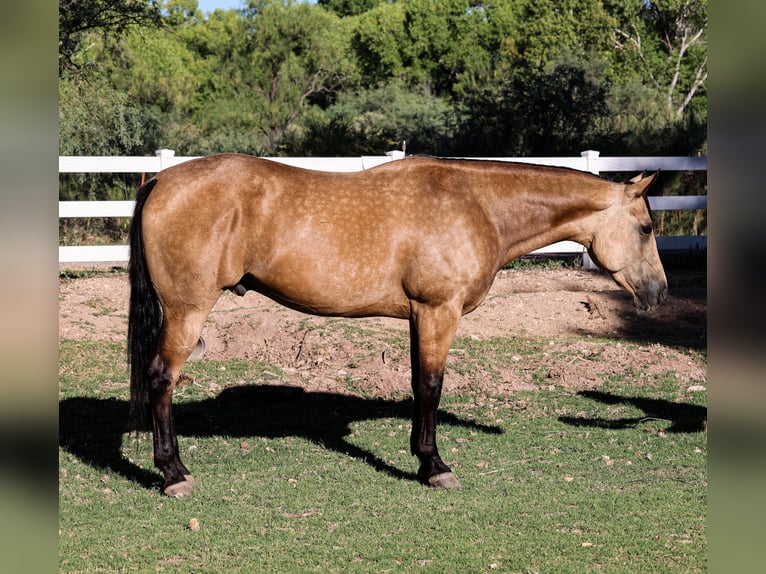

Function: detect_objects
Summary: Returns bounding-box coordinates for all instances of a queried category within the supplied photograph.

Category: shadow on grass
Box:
[559,390,707,433]
[59,385,502,491]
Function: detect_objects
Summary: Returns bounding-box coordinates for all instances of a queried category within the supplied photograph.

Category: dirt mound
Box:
[59,267,707,397]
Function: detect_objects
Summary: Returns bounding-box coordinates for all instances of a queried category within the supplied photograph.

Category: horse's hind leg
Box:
[149,306,213,497]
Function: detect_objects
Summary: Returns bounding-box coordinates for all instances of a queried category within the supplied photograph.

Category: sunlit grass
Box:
[60,338,706,573]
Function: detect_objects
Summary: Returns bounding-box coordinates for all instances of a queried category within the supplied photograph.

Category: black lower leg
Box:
[411,372,451,483]
[148,357,189,488]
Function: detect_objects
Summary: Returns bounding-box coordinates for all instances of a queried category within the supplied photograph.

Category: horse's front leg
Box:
[409,302,462,489]
[148,354,194,497]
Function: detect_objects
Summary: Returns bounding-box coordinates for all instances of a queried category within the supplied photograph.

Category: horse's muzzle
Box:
[634,279,668,312]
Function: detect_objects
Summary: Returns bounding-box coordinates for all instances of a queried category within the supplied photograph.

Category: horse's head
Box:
[586,172,667,312]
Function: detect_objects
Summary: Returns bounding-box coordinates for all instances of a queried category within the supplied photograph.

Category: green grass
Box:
[59,339,706,573]
[450,335,546,378]
[502,255,575,270]
[59,266,128,280]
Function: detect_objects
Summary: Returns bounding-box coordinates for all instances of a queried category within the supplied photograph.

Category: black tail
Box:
[128,178,162,432]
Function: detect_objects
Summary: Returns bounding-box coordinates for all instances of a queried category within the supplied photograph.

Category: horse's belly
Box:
[245,261,410,319]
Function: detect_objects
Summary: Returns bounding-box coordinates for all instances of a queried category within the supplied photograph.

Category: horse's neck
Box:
[486,178,610,266]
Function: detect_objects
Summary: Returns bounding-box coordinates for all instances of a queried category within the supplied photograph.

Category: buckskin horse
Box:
[127,154,666,496]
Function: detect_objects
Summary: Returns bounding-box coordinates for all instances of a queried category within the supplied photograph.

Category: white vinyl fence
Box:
[58,149,707,265]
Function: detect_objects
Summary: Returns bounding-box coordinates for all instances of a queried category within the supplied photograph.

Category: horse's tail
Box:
[128,178,162,432]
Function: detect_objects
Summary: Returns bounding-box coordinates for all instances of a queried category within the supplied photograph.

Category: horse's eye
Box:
[639,223,653,236]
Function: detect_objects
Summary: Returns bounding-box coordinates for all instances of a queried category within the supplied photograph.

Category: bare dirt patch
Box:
[59,266,707,398]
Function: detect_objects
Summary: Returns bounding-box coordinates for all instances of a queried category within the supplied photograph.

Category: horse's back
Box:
[140,155,501,318]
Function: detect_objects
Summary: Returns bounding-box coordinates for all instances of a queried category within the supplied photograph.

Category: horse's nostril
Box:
[653,284,668,307]
[658,282,668,301]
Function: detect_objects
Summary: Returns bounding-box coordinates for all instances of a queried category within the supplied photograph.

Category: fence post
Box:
[580,150,600,270]
[156,149,175,171]
[581,150,600,175]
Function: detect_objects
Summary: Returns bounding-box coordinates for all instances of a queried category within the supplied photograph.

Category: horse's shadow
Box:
[59,385,503,491]
[559,390,707,433]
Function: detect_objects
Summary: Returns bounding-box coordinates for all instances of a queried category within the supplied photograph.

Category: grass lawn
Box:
[59,339,706,573]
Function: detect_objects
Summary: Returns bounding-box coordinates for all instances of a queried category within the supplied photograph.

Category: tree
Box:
[210,0,355,153]
[456,63,611,156]
[318,0,384,17]
[508,0,618,70]
[350,2,407,87]
[293,81,457,155]
[351,0,496,99]
[59,75,148,249]
[57,0,706,159]
[59,0,162,75]
[104,25,203,115]
[59,0,163,200]
[611,0,707,122]
[399,0,494,98]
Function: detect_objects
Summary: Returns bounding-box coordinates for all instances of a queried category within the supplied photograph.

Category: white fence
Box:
[58,150,707,265]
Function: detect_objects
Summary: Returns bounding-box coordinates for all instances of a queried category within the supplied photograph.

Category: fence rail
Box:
[59,150,707,265]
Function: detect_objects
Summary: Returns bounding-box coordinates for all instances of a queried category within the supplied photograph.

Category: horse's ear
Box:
[626,170,659,198]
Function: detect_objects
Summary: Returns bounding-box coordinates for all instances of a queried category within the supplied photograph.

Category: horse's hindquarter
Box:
[141,156,501,319]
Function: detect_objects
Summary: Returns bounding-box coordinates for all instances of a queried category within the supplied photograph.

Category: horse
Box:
[127,154,667,496]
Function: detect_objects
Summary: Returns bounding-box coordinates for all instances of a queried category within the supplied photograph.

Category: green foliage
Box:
[607,0,707,123]
[456,62,612,156]
[59,73,147,242]
[59,266,127,280]
[59,77,146,158]
[59,0,162,76]
[291,81,457,155]
[397,0,495,97]
[106,27,203,114]
[180,0,357,154]
[510,0,618,69]
[318,0,384,18]
[651,171,707,236]
[58,74,147,206]
[58,0,707,191]
[349,1,408,85]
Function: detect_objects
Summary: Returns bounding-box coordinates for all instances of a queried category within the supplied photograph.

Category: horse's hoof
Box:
[428,472,462,489]
[164,479,194,497]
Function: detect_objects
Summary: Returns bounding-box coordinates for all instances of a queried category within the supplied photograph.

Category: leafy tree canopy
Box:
[59,0,162,75]
[59,0,707,164]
